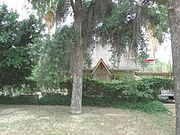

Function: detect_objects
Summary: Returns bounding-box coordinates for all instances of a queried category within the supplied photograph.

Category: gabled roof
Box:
[91,59,113,77]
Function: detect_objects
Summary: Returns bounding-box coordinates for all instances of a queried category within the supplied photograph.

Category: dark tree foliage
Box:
[98,0,168,57]
[138,29,149,68]
[29,0,169,65]
[29,26,77,89]
[0,5,41,88]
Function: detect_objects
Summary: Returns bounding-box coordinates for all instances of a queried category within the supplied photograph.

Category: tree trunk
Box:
[70,0,83,114]
[168,1,180,134]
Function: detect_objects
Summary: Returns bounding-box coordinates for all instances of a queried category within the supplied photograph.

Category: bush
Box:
[12,77,171,102]
[17,77,170,102]
[58,79,72,96]
[114,100,168,113]
[0,94,70,105]
[0,95,168,113]
[38,94,71,105]
[0,77,172,113]
[140,77,173,98]
[0,95,38,105]
[82,77,172,101]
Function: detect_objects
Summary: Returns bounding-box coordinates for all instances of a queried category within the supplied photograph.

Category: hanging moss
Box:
[45,9,55,32]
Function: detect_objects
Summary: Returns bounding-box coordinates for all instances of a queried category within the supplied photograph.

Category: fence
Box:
[139,63,172,73]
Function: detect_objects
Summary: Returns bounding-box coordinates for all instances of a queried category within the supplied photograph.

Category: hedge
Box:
[0,95,168,113]
[0,77,172,104]
[82,77,172,101]
[0,95,39,105]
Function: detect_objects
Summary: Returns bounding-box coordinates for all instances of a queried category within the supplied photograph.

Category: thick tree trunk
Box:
[70,0,83,114]
[168,1,180,134]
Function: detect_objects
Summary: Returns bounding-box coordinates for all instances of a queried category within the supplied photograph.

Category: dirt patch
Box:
[0,105,175,135]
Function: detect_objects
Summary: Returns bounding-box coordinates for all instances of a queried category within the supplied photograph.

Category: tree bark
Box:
[70,0,83,114]
[168,0,180,134]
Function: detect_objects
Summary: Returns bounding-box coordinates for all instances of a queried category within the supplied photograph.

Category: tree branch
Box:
[70,0,76,12]
[87,1,96,26]
[81,0,96,48]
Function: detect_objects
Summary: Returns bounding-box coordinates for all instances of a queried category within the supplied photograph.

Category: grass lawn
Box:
[0,105,175,135]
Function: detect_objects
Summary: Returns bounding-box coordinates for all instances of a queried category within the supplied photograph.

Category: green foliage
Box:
[83,77,172,101]
[0,5,41,88]
[38,94,71,105]
[23,77,173,102]
[83,98,168,113]
[142,3,168,43]
[98,0,169,59]
[29,26,77,89]
[29,0,69,23]
[0,76,171,113]
[117,100,168,113]
[0,95,167,113]
[138,29,149,68]
[138,51,149,67]
[1,69,172,106]
[99,1,133,48]
[36,77,172,102]
[83,78,154,101]
[29,0,170,66]
[140,77,173,98]
[0,95,39,105]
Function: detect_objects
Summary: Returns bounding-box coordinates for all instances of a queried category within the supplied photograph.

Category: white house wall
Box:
[91,43,139,70]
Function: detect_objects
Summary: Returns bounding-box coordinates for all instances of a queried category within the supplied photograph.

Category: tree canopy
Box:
[29,0,168,57]
[28,0,170,113]
[0,5,41,88]
[29,26,77,89]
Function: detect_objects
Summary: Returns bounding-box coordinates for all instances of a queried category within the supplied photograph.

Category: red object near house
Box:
[144,58,155,62]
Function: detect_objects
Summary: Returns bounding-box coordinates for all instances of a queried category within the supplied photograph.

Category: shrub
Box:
[140,77,173,99]
[82,77,172,101]
[58,79,72,96]
[0,95,168,113]
[38,94,71,105]
[43,77,172,102]
[0,95,38,105]
[0,77,172,113]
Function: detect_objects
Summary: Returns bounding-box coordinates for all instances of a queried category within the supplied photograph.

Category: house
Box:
[84,58,139,82]
[84,42,139,81]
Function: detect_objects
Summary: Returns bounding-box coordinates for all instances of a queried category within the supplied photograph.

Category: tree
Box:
[29,0,169,114]
[29,26,77,90]
[168,0,180,134]
[29,0,114,114]
[0,5,41,90]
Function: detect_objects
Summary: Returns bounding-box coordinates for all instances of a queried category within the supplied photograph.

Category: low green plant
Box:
[0,95,38,105]
[0,77,172,113]
[38,94,71,105]
[82,77,172,101]
[140,77,173,98]
[0,95,167,113]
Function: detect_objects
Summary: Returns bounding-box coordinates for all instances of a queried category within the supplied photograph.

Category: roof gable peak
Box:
[91,59,112,77]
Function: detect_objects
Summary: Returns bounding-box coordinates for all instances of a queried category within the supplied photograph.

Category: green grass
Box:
[115,100,168,113]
